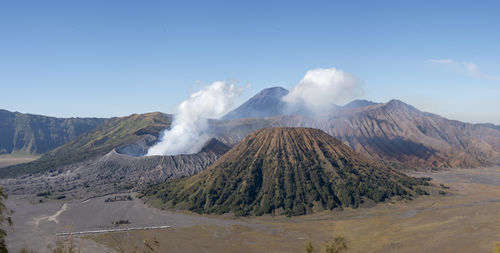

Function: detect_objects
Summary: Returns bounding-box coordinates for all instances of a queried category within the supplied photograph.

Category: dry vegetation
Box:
[0,187,12,253]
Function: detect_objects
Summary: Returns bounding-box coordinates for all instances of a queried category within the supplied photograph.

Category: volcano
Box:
[147,127,429,216]
[222,86,289,120]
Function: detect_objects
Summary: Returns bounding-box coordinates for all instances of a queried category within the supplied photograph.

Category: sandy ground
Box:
[4,193,247,253]
[0,154,39,168]
[4,167,500,252]
[90,167,500,253]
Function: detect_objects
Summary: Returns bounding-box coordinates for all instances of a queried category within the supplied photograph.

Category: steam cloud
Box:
[146,81,243,156]
[283,67,361,113]
[147,68,359,155]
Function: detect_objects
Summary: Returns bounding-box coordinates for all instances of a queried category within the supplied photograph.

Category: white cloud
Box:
[429,59,500,81]
[146,81,243,156]
[282,68,361,113]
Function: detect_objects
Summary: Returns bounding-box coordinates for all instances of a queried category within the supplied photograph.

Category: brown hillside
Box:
[212,100,500,168]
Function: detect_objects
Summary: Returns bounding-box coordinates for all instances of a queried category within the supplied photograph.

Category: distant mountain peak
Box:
[383,99,420,113]
[342,99,379,109]
[222,86,289,120]
[253,86,288,97]
[387,99,405,105]
[477,123,500,131]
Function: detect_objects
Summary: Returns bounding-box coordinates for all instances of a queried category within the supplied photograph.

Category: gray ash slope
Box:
[87,138,230,189]
[2,138,230,196]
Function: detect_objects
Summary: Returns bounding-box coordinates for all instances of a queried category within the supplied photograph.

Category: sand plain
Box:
[5,167,500,253]
[0,154,39,168]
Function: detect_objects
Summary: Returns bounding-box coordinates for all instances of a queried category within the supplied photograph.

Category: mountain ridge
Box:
[0,112,172,177]
[212,98,500,168]
[0,109,107,155]
[2,89,500,178]
[342,99,379,109]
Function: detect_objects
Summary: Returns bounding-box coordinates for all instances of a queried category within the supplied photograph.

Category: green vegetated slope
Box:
[0,109,107,155]
[146,127,430,216]
[0,112,172,178]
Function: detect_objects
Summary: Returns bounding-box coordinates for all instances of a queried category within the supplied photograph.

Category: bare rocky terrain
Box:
[4,193,247,253]
[0,138,229,197]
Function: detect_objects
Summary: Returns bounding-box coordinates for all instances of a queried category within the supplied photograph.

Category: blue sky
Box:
[1,0,499,123]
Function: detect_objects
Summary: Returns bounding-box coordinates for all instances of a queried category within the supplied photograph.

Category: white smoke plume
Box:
[146,81,243,156]
[282,68,361,113]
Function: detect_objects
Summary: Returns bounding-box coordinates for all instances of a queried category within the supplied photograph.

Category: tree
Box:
[0,187,12,253]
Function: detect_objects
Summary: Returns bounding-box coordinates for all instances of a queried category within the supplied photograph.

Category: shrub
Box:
[322,236,348,253]
[305,241,314,253]
[36,191,51,197]
[113,220,131,226]
[0,187,12,253]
